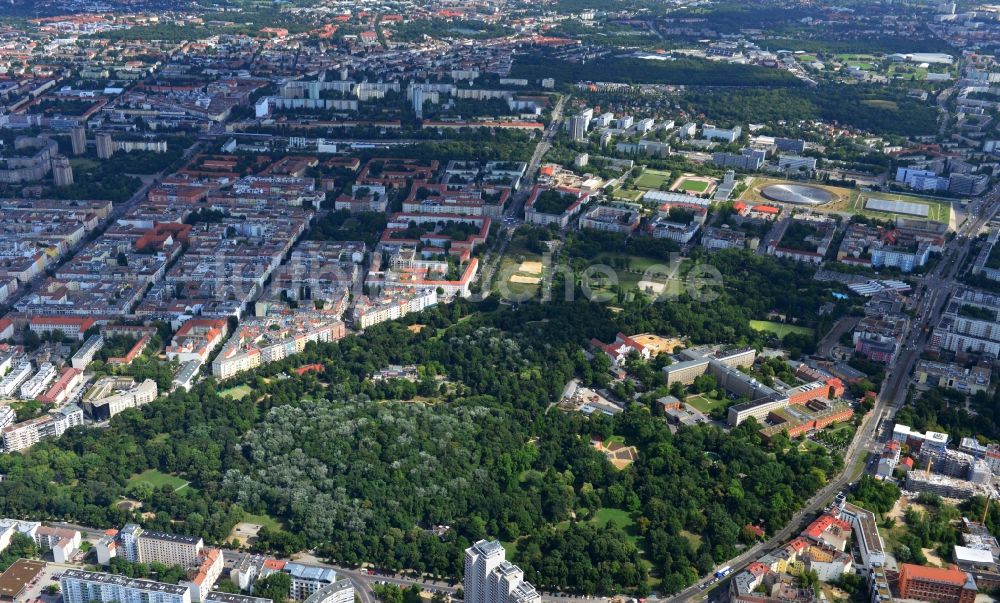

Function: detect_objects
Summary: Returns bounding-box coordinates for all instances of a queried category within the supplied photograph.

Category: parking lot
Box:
[19,562,64,603]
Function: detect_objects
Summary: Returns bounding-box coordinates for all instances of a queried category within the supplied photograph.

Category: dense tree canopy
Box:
[0,251,842,595]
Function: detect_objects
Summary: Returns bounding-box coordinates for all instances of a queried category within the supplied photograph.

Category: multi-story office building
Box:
[778,155,817,172]
[932,288,1000,357]
[283,563,339,601]
[83,378,158,421]
[61,570,192,603]
[898,564,978,603]
[702,124,742,143]
[464,541,540,603]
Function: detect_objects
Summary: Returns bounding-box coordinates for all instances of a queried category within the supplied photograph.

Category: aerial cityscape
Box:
[3,1,1000,603]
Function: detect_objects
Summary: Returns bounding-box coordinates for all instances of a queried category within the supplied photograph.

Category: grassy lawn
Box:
[861,99,899,110]
[241,512,283,530]
[685,393,727,415]
[593,252,670,272]
[612,187,645,202]
[128,469,189,491]
[635,169,672,190]
[680,529,703,550]
[220,384,253,400]
[750,320,814,338]
[495,254,543,300]
[70,158,100,171]
[594,507,634,530]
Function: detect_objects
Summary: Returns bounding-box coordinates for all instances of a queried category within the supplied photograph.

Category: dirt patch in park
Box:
[518,261,544,275]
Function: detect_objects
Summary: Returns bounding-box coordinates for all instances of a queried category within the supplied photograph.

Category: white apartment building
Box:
[20,363,57,399]
[0,362,32,397]
[100,524,207,569]
[0,406,14,432]
[0,518,39,551]
[2,404,84,452]
[35,525,82,563]
[353,289,438,330]
[702,124,742,143]
[181,549,224,602]
[464,541,540,603]
[71,334,104,370]
[932,287,1000,357]
[61,570,192,603]
[138,529,205,567]
[302,580,354,603]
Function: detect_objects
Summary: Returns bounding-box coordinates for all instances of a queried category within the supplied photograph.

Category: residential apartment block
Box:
[932,288,1000,357]
[61,570,192,603]
[98,524,205,569]
[2,404,84,452]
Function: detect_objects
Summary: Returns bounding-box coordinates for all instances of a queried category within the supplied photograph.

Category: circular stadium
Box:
[760,184,834,206]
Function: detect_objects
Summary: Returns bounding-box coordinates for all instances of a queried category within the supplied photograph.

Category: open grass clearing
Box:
[128,469,190,492]
[750,320,814,338]
[220,384,253,400]
[685,393,727,415]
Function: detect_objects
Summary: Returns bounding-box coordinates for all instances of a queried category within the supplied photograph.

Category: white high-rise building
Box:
[464,541,539,603]
[464,540,506,603]
[570,115,588,142]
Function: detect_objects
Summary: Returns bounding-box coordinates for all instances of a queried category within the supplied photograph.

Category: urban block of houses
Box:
[578,204,641,234]
[166,319,230,364]
[212,314,346,380]
[524,185,589,228]
[768,215,837,265]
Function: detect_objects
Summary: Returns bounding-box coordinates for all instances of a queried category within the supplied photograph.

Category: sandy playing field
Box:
[519,261,544,275]
[510,275,542,284]
[637,280,666,295]
[631,334,685,355]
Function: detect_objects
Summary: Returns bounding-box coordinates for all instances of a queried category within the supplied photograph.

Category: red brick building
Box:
[898,564,977,603]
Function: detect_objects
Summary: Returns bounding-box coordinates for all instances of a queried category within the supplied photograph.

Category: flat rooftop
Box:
[61,569,189,595]
[0,559,44,600]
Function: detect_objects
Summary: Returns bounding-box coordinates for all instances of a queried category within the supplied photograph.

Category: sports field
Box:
[750,320,814,338]
[671,174,716,195]
[634,169,672,190]
[678,179,709,193]
[847,191,951,224]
